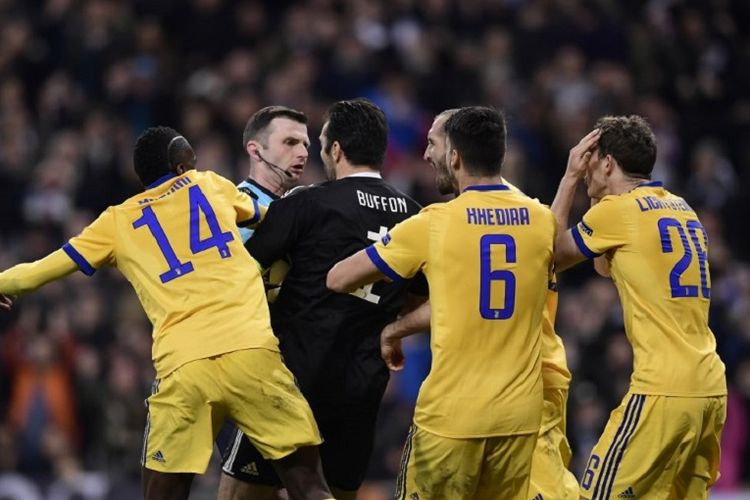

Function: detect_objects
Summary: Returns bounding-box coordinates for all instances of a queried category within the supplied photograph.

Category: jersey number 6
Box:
[133,185,235,284]
[479,234,516,320]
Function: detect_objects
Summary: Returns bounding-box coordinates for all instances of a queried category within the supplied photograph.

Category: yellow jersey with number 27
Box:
[572,181,726,396]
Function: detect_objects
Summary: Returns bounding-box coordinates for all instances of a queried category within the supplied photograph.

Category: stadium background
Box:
[0,0,748,498]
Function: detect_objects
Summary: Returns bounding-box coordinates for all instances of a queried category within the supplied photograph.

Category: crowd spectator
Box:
[0,0,749,497]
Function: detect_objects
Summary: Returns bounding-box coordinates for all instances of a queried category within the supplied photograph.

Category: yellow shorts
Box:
[528,388,578,500]
[396,425,536,500]
[141,348,321,473]
[580,393,726,500]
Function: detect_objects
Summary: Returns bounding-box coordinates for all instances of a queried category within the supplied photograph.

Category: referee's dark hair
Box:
[243,105,307,148]
[134,126,195,187]
[323,98,388,169]
[444,106,506,177]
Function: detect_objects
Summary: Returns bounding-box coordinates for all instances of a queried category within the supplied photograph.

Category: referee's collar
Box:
[340,171,382,180]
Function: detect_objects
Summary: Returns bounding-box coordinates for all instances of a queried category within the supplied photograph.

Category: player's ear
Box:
[449,148,459,172]
[331,141,342,163]
[247,141,261,161]
[604,154,615,176]
[168,136,197,174]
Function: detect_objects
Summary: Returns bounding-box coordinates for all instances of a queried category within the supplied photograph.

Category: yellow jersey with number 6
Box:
[572,181,726,396]
[62,170,278,378]
[367,184,556,438]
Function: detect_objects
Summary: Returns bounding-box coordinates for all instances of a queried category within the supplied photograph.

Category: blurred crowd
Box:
[0,0,749,498]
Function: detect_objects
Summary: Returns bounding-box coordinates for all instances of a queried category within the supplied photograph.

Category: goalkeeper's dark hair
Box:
[242,106,307,148]
[323,98,387,169]
[444,106,506,176]
[595,115,656,179]
[133,126,194,187]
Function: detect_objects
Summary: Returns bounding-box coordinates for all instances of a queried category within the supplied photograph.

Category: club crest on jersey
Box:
[382,233,391,246]
[578,220,594,236]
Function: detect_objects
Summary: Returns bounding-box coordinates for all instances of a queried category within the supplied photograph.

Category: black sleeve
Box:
[245,193,305,268]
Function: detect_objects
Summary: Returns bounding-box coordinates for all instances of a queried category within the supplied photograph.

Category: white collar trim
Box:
[340,171,382,179]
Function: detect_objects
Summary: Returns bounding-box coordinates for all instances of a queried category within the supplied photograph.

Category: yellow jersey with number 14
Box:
[572,181,726,396]
[368,184,556,438]
[62,169,278,378]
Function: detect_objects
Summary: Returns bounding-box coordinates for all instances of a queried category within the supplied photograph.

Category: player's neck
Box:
[335,162,379,179]
[608,174,646,196]
[457,174,504,192]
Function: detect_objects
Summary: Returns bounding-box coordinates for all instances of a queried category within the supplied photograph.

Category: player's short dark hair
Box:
[596,115,657,179]
[444,106,506,176]
[133,126,182,186]
[242,106,307,148]
[323,98,387,168]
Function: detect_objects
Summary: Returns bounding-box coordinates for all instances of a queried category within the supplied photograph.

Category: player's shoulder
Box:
[284,182,324,198]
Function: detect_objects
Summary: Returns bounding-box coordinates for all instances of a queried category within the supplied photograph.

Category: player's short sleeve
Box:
[571,197,628,258]
[366,210,430,281]
[234,187,266,227]
[62,208,116,275]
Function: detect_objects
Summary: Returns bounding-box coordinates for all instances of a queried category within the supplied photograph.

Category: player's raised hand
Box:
[381,323,406,371]
[565,128,600,180]
[0,294,14,311]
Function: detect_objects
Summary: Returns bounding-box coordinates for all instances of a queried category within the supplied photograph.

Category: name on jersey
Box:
[466,207,530,226]
[635,196,693,213]
[357,190,408,213]
[138,176,192,205]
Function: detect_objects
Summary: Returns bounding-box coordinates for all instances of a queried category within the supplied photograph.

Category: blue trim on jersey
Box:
[147,173,177,189]
[637,180,663,188]
[62,243,96,276]
[463,184,511,192]
[571,225,601,259]
[238,197,261,227]
[365,245,404,282]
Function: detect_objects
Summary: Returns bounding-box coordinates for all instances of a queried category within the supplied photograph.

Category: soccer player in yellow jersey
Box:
[552,116,727,500]
[378,108,578,500]
[328,106,556,499]
[0,127,334,500]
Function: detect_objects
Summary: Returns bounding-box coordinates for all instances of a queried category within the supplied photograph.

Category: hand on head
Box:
[565,128,600,180]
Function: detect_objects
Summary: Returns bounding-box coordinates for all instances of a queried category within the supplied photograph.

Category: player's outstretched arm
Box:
[381,301,431,371]
[0,249,79,297]
[327,249,386,293]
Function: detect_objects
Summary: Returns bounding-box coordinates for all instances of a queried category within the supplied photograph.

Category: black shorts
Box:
[219,413,379,491]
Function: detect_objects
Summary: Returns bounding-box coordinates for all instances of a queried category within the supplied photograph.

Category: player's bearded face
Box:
[424,125,457,196]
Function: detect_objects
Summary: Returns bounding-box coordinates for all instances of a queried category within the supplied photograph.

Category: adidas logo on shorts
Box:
[617,486,635,498]
[151,450,166,463]
[240,462,259,476]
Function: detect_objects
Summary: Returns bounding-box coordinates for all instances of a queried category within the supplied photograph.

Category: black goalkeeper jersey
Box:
[246,174,425,419]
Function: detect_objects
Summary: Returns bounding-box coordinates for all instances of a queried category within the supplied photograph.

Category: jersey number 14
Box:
[133,185,234,284]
